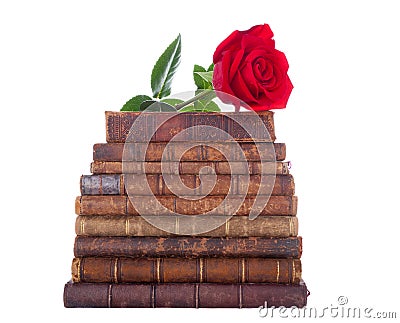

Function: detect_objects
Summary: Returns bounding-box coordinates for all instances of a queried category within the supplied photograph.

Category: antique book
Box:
[75,195,298,216]
[93,142,286,162]
[72,257,302,284]
[64,280,308,308]
[80,174,295,196]
[75,215,298,237]
[105,111,276,143]
[74,236,302,258]
[90,160,291,175]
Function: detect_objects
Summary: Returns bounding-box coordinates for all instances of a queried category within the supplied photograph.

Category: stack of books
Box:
[63,111,308,308]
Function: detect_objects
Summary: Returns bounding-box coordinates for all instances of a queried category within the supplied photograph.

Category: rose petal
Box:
[229,48,244,80]
[231,70,257,104]
[213,30,242,63]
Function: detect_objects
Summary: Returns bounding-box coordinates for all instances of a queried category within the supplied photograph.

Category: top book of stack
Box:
[105,111,276,143]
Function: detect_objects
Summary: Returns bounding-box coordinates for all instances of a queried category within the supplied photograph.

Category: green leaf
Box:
[139,100,177,112]
[151,34,181,99]
[194,71,214,84]
[207,63,214,72]
[203,100,220,112]
[161,98,184,106]
[178,100,220,113]
[120,94,152,111]
[193,64,207,89]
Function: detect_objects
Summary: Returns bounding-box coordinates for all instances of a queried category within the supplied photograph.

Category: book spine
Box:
[75,195,298,216]
[64,281,308,308]
[80,174,295,196]
[105,111,276,143]
[93,142,286,162]
[74,236,302,258]
[71,257,302,284]
[75,215,298,237]
[90,161,291,175]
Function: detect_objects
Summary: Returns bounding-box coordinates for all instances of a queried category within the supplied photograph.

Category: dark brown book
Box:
[105,111,276,143]
[75,215,298,237]
[90,160,291,175]
[72,257,302,284]
[80,174,295,196]
[93,142,286,162]
[74,236,302,258]
[75,195,298,216]
[64,280,308,308]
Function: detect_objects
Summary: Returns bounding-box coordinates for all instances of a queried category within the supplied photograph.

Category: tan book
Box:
[75,215,298,237]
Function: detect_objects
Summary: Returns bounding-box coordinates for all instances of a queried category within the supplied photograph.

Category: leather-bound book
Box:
[74,236,302,258]
[105,111,276,143]
[93,142,286,162]
[71,257,302,284]
[75,215,298,237]
[80,174,295,196]
[63,280,309,308]
[75,195,298,216]
[90,160,291,175]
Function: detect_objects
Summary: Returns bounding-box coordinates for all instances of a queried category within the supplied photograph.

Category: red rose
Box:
[212,24,293,111]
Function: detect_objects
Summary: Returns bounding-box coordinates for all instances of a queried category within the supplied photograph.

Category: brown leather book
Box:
[72,257,302,284]
[80,174,295,196]
[74,236,302,258]
[105,111,276,143]
[64,280,308,308]
[93,142,286,162]
[75,215,298,237]
[90,160,291,175]
[75,195,298,216]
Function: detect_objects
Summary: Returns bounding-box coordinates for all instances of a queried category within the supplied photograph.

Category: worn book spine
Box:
[74,236,302,258]
[64,280,308,308]
[75,195,298,216]
[93,142,286,162]
[80,174,295,196]
[75,215,298,237]
[72,257,302,284]
[90,161,291,175]
[105,111,276,143]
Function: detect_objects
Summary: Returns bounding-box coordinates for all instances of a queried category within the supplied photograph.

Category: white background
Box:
[1,0,399,321]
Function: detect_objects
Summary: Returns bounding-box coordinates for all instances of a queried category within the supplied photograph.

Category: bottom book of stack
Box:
[64,235,308,308]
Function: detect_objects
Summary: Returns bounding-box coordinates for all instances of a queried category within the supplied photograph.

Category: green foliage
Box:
[151,34,181,99]
[121,95,152,111]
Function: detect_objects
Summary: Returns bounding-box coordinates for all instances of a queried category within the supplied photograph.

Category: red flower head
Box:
[212,24,293,111]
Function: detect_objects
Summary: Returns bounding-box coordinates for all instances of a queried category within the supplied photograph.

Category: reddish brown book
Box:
[90,160,291,175]
[74,236,302,258]
[93,142,286,162]
[75,195,298,216]
[80,174,295,196]
[64,280,308,308]
[75,215,298,237]
[72,257,302,284]
[105,111,276,143]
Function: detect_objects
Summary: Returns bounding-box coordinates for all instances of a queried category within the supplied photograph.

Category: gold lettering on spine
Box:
[156,258,161,283]
[292,259,296,283]
[225,220,230,235]
[76,258,81,282]
[289,217,294,236]
[114,258,118,283]
[125,218,130,236]
[276,260,280,283]
[80,217,85,235]
[199,258,204,283]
